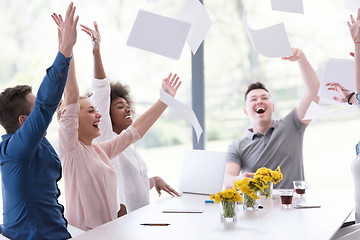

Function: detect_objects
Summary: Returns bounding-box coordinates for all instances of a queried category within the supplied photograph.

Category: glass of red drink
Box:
[279,190,294,207]
[293,180,307,196]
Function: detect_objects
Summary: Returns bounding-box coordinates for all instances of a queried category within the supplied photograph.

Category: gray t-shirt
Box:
[226,109,307,189]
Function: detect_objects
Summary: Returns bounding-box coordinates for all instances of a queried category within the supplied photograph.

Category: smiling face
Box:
[110,97,133,134]
[78,97,102,145]
[244,89,274,130]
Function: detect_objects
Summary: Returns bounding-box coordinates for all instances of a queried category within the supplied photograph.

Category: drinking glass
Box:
[293,180,307,196]
[279,190,294,207]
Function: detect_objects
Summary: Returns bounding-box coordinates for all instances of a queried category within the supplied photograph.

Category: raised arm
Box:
[132,73,181,137]
[332,9,360,106]
[52,9,79,107]
[325,82,358,106]
[282,48,320,124]
[58,3,78,59]
[81,22,115,142]
[63,52,79,106]
[81,22,106,79]
[9,3,78,158]
[348,8,360,94]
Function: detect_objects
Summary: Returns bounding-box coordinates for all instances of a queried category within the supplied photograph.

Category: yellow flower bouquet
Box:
[210,188,242,221]
[254,166,283,199]
[234,166,283,209]
[234,176,267,209]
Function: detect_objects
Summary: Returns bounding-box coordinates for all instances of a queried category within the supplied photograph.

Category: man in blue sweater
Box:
[0,3,78,239]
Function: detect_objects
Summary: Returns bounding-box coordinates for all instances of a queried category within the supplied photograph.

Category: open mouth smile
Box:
[92,122,100,129]
[255,107,265,114]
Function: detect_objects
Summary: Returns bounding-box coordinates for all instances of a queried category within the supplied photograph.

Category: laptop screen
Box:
[178,149,227,195]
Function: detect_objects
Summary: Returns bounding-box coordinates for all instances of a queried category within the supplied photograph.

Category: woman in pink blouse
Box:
[52,14,181,231]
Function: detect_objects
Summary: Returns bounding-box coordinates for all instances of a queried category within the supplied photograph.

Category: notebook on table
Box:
[178,149,227,195]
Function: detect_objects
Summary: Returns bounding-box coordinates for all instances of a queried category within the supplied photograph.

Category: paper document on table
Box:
[294,204,321,209]
[303,101,358,120]
[127,10,191,59]
[175,0,212,54]
[160,89,203,142]
[318,59,355,104]
[242,15,293,58]
[162,209,204,213]
[271,0,304,14]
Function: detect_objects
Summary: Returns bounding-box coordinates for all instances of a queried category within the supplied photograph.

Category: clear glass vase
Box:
[243,192,259,211]
[220,200,237,222]
[259,182,273,199]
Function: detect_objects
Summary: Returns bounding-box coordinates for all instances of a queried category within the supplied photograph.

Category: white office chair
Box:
[332,223,360,239]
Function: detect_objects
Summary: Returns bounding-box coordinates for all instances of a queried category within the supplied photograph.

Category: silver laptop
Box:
[178,149,227,195]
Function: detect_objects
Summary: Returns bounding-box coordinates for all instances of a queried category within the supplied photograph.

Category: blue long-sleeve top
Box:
[0,52,72,240]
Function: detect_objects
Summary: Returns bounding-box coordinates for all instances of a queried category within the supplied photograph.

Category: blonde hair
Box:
[56,96,88,121]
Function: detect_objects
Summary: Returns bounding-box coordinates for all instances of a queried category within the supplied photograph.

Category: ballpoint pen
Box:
[140,223,170,226]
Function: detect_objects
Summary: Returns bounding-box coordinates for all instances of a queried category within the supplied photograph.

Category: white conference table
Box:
[72,189,354,240]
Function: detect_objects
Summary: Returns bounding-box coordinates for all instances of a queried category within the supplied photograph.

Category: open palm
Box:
[162,73,181,97]
[348,8,360,42]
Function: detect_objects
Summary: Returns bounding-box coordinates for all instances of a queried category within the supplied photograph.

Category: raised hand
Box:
[59,2,79,58]
[51,13,64,49]
[281,48,305,62]
[325,82,352,103]
[162,73,181,97]
[51,13,63,29]
[80,21,101,49]
[347,8,360,43]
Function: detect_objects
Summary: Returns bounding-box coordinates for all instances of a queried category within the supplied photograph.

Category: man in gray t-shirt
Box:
[224,48,320,189]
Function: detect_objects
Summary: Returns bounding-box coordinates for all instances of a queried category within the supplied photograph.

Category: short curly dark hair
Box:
[0,85,33,133]
[245,82,269,101]
[110,82,135,113]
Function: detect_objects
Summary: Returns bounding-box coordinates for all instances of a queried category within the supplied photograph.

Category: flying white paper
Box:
[242,15,293,58]
[159,89,203,142]
[303,101,358,120]
[176,0,212,54]
[318,58,355,104]
[271,0,304,14]
[127,10,191,59]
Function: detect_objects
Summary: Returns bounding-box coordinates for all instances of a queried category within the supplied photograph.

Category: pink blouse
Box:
[58,103,141,230]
